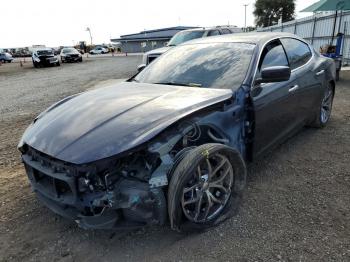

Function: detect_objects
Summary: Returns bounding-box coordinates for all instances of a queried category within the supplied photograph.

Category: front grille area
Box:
[21,147,166,229]
[23,147,80,206]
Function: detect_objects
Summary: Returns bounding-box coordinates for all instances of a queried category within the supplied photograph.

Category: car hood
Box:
[21,82,232,164]
[146,46,172,56]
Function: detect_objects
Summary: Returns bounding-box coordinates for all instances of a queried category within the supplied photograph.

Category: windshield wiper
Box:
[154,82,202,87]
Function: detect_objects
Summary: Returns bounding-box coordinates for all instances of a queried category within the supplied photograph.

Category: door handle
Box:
[316,69,325,76]
[289,84,299,92]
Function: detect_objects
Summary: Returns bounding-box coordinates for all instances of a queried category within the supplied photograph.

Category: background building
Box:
[111,26,198,53]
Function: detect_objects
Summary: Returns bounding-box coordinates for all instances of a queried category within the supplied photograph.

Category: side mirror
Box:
[137,64,146,72]
[256,66,291,84]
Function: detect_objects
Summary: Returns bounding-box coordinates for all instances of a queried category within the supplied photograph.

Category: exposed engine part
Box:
[148,125,196,188]
[207,128,229,144]
[77,180,167,229]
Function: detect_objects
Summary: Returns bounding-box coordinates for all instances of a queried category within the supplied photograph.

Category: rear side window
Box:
[280,38,312,70]
[207,30,220,36]
[258,41,289,72]
[221,28,232,34]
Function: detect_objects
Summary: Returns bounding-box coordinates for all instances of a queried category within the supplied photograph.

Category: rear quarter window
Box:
[221,29,232,34]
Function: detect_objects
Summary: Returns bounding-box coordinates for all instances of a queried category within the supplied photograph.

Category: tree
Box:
[254,0,295,28]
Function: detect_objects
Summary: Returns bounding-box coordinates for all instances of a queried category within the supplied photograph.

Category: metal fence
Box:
[257,11,350,64]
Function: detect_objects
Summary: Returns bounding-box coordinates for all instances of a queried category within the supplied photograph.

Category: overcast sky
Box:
[2,0,317,48]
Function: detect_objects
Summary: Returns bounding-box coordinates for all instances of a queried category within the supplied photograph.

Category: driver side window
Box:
[257,40,289,77]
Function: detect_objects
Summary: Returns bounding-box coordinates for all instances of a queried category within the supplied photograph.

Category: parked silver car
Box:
[0,52,13,63]
[140,26,242,67]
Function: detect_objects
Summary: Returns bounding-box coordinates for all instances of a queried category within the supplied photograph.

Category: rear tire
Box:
[310,82,334,128]
[168,143,246,232]
[336,70,340,81]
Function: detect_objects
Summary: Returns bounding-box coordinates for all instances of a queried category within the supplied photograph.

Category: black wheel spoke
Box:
[210,166,231,185]
[194,194,204,222]
[210,183,229,194]
[203,192,213,220]
[206,159,212,178]
[207,191,224,204]
[212,156,228,176]
[183,183,199,194]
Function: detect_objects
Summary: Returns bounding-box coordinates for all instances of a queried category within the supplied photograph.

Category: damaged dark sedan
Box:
[19,32,336,231]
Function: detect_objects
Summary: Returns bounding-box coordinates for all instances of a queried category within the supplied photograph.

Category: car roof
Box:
[184,32,299,46]
[180,26,236,33]
[34,48,53,52]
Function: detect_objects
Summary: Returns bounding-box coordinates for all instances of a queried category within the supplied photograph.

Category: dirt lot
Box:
[0,58,349,262]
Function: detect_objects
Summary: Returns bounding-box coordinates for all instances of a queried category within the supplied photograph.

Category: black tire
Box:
[33,61,38,68]
[336,70,340,81]
[310,82,334,128]
[168,143,246,232]
[56,62,60,66]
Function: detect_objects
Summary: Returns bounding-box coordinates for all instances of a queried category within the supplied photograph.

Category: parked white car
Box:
[89,47,108,55]
[140,26,243,66]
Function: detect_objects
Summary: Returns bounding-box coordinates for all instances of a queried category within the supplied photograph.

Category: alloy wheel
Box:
[320,86,333,124]
[181,153,233,223]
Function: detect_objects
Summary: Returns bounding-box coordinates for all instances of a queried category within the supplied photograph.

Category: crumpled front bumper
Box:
[22,149,166,230]
[62,55,81,62]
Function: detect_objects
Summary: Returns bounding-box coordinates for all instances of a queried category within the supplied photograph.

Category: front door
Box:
[252,39,301,157]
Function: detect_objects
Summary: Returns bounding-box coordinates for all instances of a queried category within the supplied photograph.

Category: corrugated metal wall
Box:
[257,11,350,64]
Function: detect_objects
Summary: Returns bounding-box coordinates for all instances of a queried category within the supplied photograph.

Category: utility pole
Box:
[86,27,92,46]
[243,4,248,32]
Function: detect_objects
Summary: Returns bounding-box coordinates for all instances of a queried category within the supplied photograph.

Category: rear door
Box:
[280,38,324,122]
[252,39,301,157]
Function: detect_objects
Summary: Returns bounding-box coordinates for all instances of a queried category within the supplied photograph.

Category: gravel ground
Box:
[0,58,349,262]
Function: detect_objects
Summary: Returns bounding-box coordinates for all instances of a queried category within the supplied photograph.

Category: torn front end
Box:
[20,91,247,230]
[22,146,167,229]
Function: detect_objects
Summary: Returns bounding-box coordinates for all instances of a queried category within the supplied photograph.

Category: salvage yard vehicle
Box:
[89,47,108,55]
[140,26,242,66]
[18,32,336,232]
[0,52,13,63]
[60,48,83,63]
[32,48,60,67]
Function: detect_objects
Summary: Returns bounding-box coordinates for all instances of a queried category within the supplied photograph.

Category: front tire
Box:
[168,143,246,232]
[310,82,334,128]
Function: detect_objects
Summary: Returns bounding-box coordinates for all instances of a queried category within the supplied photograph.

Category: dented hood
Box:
[21,82,232,164]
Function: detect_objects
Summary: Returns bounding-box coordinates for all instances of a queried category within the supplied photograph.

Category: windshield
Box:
[135,43,255,89]
[62,48,77,54]
[167,31,205,46]
[37,50,53,56]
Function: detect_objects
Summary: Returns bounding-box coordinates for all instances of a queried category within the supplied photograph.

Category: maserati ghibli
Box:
[18,32,336,231]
